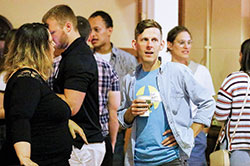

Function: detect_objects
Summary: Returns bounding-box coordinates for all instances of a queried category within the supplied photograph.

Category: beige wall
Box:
[0,0,137,48]
[242,0,250,41]
[184,0,247,94]
[185,0,207,64]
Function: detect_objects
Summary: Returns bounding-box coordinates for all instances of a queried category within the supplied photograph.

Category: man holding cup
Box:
[118,19,215,166]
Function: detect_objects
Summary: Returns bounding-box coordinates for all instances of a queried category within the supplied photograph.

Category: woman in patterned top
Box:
[215,38,250,166]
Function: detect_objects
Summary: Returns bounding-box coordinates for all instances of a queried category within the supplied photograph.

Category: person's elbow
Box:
[70,102,83,116]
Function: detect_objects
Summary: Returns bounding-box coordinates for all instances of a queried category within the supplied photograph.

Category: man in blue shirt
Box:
[118,19,215,166]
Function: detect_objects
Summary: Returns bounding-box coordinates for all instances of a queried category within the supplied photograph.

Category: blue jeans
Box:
[230,150,250,166]
[161,158,188,166]
[187,131,207,166]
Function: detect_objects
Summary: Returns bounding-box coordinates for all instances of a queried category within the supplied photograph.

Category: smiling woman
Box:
[167,26,192,65]
[167,25,215,166]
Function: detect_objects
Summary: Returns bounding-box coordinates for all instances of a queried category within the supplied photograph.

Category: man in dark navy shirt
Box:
[43,4,105,166]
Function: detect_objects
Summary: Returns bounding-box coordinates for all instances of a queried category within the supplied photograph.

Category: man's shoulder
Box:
[163,62,190,72]
[112,46,136,60]
[96,57,113,70]
[122,70,136,83]
[112,46,132,55]
[160,62,194,82]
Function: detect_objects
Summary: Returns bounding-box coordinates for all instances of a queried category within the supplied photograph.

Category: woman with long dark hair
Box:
[215,39,250,166]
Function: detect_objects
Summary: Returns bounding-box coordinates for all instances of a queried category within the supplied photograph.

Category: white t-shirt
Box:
[188,60,215,117]
[0,72,6,91]
[94,52,112,63]
[159,51,172,64]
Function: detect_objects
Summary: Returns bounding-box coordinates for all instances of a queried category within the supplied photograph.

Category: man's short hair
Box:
[89,11,113,28]
[42,4,78,31]
[77,16,91,42]
[135,19,162,39]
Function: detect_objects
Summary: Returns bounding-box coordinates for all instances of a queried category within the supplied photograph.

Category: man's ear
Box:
[64,22,72,33]
[160,40,165,51]
[107,27,113,36]
[167,41,173,51]
[132,39,137,50]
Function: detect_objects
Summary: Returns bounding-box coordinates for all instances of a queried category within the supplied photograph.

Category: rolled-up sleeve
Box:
[117,75,133,129]
[183,68,215,127]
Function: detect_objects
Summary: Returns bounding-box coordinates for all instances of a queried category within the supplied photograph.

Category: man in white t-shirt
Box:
[89,11,138,166]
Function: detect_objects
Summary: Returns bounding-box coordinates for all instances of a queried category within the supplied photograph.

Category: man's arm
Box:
[58,89,85,116]
[107,91,120,150]
[14,141,38,166]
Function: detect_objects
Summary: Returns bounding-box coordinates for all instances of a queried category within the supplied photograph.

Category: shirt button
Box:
[172,110,177,115]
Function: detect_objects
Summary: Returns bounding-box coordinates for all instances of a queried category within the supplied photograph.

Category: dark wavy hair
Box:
[240,39,250,73]
[167,26,192,52]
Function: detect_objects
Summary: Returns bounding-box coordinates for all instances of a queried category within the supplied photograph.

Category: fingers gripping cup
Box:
[137,95,152,117]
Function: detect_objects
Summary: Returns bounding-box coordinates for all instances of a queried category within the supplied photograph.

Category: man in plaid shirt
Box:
[94,54,120,140]
[95,54,120,166]
[47,54,61,90]
[77,16,121,166]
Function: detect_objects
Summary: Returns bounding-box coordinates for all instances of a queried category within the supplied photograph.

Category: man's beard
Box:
[57,32,69,50]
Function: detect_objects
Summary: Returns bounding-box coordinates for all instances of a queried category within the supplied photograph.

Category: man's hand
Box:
[191,123,204,138]
[20,157,38,166]
[161,129,177,147]
[124,99,150,124]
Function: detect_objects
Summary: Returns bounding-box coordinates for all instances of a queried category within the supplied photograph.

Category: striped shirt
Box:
[215,71,250,150]
[94,55,120,136]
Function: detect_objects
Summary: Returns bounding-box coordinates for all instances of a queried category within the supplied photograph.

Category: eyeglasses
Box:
[174,40,192,47]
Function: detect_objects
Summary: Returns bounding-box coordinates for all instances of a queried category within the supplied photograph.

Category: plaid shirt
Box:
[94,54,120,136]
[47,56,62,90]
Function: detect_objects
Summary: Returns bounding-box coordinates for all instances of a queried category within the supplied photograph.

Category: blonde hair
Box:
[4,23,53,82]
[42,4,78,31]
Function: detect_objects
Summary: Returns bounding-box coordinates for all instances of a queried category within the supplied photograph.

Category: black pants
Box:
[101,135,113,166]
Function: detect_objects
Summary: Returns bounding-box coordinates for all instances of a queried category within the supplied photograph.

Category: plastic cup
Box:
[137,95,151,117]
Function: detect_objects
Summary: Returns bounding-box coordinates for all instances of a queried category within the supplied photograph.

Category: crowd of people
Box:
[0,4,249,166]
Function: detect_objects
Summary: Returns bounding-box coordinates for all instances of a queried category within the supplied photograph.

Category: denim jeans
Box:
[187,131,207,166]
[161,158,188,166]
[230,150,250,166]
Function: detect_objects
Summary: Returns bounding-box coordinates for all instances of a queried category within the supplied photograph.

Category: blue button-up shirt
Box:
[118,62,215,165]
